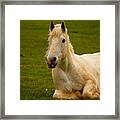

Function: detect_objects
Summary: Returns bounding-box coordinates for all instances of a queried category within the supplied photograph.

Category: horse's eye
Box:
[62,39,65,43]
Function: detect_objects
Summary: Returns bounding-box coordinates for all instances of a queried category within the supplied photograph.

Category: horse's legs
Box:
[82,80,100,99]
[53,90,81,100]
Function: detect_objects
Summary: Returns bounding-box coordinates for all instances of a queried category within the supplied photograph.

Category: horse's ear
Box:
[61,21,66,32]
[49,21,54,31]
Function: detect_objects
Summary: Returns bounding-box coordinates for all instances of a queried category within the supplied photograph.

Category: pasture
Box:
[20,20,100,100]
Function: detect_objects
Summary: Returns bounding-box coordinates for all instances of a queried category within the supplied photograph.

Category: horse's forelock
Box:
[55,24,61,28]
[48,24,68,38]
[49,29,63,37]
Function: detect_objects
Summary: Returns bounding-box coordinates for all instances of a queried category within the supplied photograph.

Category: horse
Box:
[46,21,100,100]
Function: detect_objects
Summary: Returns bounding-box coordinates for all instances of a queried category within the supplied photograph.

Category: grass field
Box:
[20,20,100,100]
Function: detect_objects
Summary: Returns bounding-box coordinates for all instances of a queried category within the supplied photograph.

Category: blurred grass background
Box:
[20,20,100,100]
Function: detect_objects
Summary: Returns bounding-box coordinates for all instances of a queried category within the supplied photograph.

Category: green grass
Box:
[20,20,100,100]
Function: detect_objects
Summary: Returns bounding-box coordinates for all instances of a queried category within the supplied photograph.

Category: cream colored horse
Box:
[46,22,100,99]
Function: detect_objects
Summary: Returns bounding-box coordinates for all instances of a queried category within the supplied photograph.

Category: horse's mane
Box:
[69,42,74,53]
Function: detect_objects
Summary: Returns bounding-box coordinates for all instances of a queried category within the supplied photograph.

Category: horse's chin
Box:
[48,63,57,69]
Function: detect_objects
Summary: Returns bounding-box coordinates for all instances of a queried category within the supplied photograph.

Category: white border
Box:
[5,5,115,115]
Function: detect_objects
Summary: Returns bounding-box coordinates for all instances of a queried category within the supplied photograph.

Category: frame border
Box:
[0,0,119,119]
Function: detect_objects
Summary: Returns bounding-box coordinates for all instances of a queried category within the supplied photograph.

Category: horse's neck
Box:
[58,48,74,71]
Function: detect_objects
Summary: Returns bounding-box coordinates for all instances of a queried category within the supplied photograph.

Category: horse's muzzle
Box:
[46,57,57,69]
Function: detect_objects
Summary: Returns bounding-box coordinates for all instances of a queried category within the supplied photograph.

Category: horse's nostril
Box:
[52,57,56,62]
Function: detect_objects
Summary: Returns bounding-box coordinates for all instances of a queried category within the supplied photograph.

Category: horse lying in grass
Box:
[46,22,100,100]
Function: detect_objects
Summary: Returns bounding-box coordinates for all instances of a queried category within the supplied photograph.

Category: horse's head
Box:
[46,21,69,69]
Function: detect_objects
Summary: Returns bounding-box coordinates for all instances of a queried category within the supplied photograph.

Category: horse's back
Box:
[80,52,100,64]
[75,52,99,64]
[74,52,100,82]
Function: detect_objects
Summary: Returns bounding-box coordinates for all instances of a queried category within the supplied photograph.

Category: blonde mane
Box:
[68,42,74,53]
